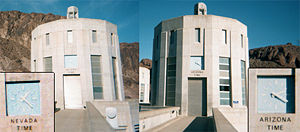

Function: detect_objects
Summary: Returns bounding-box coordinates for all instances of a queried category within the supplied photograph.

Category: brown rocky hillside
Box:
[0,11,65,72]
[0,11,138,99]
[249,43,300,68]
[120,42,139,99]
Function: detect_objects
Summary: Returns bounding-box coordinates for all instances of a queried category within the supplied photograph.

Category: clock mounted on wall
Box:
[257,76,295,113]
[190,56,204,71]
[6,82,41,116]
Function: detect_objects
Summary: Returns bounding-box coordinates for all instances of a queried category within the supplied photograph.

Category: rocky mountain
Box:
[0,11,65,72]
[120,42,139,99]
[249,43,300,68]
[0,11,138,99]
[139,58,152,70]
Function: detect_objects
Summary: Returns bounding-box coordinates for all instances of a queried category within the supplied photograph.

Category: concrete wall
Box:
[0,73,54,132]
[139,107,180,131]
[249,68,300,131]
[213,108,237,132]
[31,18,124,109]
[213,107,247,131]
[89,100,138,132]
[139,67,150,103]
[86,102,115,132]
[152,14,248,116]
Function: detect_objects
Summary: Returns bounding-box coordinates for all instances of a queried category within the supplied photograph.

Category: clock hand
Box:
[271,92,288,103]
[195,62,201,66]
[23,99,33,109]
[22,92,30,99]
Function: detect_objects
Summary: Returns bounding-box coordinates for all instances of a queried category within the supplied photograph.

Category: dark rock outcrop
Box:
[139,58,152,70]
[249,43,300,68]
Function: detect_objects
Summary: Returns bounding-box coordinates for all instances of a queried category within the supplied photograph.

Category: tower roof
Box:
[67,6,79,19]
[194,2,207,15]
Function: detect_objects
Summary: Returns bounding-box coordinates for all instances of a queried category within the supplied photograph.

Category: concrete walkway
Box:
[147,116,196,132]
[55,109,90,132]
[183,117,216,132]
[147,116,217,132]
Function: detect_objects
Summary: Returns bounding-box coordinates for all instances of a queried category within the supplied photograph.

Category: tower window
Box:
[67,30,73,43]
[92,30,97,43]
[64,55,78,68]
[46,33,50,45]
[241,34,243,48]
[222,29,227,44]
[170,30,176,45]
[112,57,119,100]
[44,57,52,72]
[219,57,231,106]
[111,33,114,46]
[91,55,103,99]
[195,28,200,43]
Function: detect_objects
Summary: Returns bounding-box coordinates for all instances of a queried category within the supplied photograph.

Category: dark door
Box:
[188,78,207,116]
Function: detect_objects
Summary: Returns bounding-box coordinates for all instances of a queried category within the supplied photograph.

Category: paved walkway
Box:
[147,116,196,132]
[148,116,217,132]
[55,109,90,132]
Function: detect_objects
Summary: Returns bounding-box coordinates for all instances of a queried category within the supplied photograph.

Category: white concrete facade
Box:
[139,67,150,103]
[151,2,249,118]
[31,8,124,109]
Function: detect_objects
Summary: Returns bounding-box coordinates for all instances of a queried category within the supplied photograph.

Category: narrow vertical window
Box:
[43,57,52,72]
[34,60,37,72]
[219,57,231,106]
[46,33,50,45]
[241,60,246,105]
[166,57,176,106]
[91,55,103,99]
[222,29,227,44]
[140,83,145,102]
[67,30,72,43]
[111,33,114,46]
[203,28,205,45]
[92,30,97,43]
[241,34,243,48]
[170,30,176,45]
[195,28,200,43]
[112,57,119,100]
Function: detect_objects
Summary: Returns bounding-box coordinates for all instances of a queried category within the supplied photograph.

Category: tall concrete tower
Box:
[31,6,125,109]
[151,2,248,131]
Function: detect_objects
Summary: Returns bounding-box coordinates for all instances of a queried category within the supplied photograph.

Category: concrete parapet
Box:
[213,107,247,132]
[139,106,180,131]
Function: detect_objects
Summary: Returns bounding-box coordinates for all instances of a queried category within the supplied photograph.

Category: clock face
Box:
[190,56,204,71]
[6,82,41,116]
[257,76,295,113]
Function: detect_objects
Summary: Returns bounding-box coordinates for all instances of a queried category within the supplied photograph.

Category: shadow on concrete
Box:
[183,116,216,132]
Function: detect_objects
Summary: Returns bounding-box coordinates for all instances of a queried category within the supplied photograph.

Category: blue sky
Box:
[139,0,299,60]
[0,0,298,61]
[0,0,139,44]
